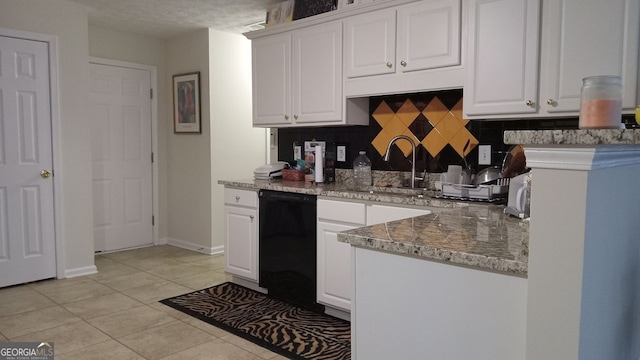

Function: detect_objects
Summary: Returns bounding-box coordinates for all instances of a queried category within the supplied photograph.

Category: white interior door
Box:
[0,35,56,287]
[90,63,153,252]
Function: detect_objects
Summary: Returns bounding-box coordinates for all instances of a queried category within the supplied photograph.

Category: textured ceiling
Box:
[69,0,282,38]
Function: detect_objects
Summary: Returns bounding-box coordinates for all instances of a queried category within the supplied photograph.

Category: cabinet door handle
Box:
[284,114,289,120]
[249,215,254,221]
[386,62,392,68]
[526,100,534,107]
[547,99,555,106]
[400,61,407,67]
[235,196,240,202]
[294,114,298,120]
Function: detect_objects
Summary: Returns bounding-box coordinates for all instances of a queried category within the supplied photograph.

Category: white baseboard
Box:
[155,237,169,245]
[324,305,351,322]
[64,265,98,279]
[167,237,225,255]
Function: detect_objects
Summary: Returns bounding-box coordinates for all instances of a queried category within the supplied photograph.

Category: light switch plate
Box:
[293,145,302,160]
[478,145,491,165]
[337,145,346,162]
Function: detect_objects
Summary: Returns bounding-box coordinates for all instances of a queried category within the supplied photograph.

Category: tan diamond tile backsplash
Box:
[372,95,478,159]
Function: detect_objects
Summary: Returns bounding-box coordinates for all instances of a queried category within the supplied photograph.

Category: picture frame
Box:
[266,0,295,27]
[173,72,201,134]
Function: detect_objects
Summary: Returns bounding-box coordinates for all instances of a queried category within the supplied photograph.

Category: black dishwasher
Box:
[258,190,323,313]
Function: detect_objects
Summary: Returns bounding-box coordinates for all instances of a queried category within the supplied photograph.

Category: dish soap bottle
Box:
[352,151,372,190]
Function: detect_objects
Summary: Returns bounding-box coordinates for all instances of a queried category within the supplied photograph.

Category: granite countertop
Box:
[219,178,530,275]
[504,129,640,145]
[218,179,467,208]
[338,205,529,275]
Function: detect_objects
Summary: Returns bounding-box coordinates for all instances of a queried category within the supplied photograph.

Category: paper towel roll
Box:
[315,144,324,184]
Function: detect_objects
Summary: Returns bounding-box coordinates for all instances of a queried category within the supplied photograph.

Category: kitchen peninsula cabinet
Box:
[252,21,364,127]
[224,188,259,281]
[344,0,464,96]
[465,0,640,119]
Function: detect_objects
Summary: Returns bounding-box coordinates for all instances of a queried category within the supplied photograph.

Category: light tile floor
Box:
[0,245,288,360]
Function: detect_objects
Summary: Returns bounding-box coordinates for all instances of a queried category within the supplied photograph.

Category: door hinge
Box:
[150,88,153,99]
[151,152,154,163]
[152,215,155,226]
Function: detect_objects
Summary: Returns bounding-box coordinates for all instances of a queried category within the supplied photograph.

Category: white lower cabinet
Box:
[317,199,432,313]
[317,199,366,312]
[224,188,258,281]
[352,247,527,360]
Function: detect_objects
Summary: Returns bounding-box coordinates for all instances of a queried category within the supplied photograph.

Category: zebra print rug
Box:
[160,282,350,360]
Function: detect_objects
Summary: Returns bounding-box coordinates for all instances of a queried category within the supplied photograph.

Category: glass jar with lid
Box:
[579,75,623,129]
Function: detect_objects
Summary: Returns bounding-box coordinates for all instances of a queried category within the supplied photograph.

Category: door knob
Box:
[526,100,534,107]
[400,61,407,67]
[40,169,51,179]
[386,62,392,68]
[547,99,555,106]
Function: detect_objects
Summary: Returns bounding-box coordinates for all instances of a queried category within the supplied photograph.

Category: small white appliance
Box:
[504,172,530,218]
[253,161,289,180]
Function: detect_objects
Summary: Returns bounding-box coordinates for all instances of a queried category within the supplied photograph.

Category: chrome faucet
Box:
[383,135,424,188]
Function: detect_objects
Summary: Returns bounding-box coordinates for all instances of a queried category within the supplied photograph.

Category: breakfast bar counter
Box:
[338,205,529,275]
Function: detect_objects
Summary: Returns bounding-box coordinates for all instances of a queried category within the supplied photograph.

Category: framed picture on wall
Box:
[173,72,201,134]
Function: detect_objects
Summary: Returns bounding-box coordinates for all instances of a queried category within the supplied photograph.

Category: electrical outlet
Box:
[478,145,491,165]
[337,146,346,162]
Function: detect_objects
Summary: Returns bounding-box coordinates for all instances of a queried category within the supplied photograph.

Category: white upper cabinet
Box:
[252,33,291,127]
[344,0,464,97]
[292,21,343,125]
[345,8,397,78]
[539,0,640,114]
[463,0,540,117]
[252,21,363,127]
[465,0,640,119]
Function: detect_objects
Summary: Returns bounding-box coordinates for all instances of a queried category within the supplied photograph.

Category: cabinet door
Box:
[344,8,396,78]
[224,206,258,281]
[292,21,343,124]
[464,0,540,116]
[252,33,292,126]
[397,0,461,73]
[539,0,640,113]
[317,221,355,311]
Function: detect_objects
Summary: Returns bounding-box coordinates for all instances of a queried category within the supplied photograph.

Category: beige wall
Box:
[0,0,94,274]
[208,28,267,250]
[88,26,170,242]
[166,29,214,251]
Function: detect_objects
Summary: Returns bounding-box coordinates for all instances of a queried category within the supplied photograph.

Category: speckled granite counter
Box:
[504,129,640,145]
[339,205,528,275]
[219,179,529,275]
[218,179,466,208]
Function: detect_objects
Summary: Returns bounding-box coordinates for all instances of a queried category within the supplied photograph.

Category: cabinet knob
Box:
[249,215,254,221]
[386,62,392,68]
[526,100,534,107]
[400,61,407,67]
[547,99,555,106]
[284,114,289,120]
[235,196,240,202]
[294,114,298,120]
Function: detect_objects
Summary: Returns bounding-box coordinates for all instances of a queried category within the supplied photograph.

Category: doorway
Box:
[89,60,157,252]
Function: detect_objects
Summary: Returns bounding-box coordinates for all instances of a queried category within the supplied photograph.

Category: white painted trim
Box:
[167,238,225,255]
[88,57,160,247]
[0,28,66,280]
[65,265,98,278]
[525,145,640,171]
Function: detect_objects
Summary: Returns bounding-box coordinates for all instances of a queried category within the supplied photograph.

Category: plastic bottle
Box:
[352,151,372,190]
